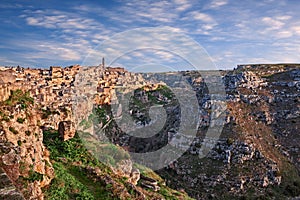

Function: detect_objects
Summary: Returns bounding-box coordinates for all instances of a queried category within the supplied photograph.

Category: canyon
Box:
[0,63,299,199]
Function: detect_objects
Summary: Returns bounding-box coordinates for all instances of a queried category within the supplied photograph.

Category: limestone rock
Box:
[114,159,133,178]
[128,168,140,185]
[58,120,75,141]
[0,167,24,200]
[140,174,160,191]
[2,149,21,165]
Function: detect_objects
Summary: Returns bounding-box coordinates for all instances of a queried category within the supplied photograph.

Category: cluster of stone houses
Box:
[0,64,157,140]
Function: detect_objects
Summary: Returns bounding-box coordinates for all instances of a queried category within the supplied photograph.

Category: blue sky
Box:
[1,0,300,70]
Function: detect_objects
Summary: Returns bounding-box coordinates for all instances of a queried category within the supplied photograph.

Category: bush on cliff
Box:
[4,89,33,108]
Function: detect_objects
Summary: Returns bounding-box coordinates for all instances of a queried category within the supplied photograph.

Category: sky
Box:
[1,0,300,70]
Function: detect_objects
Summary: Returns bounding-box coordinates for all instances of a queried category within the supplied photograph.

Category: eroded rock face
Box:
[58,120,75,141]
[0,64,299,199]
[114,159,133,177]
[112,159,141,186]
[153,66,299,199]
[129,168,140,185]
[0,167,24,200]
[0,101,54,200]
[1,148,21,165]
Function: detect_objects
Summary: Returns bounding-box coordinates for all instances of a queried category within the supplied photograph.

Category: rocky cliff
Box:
[0,65,193,199]
[156,65,300,199]
[0,64,299,199]
[0,90,54,199]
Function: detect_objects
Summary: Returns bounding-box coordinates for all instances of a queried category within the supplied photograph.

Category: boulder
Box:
[128,168,140,185]
[58,121,75,141]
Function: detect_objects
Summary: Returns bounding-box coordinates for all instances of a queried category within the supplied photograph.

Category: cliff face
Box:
[88,65,299,199]
[155,65,300,199]
[0,64,299,199]
[0,66,194,199]
[0,90,54,200]
[0,65,79,141]
[0,167,24,199]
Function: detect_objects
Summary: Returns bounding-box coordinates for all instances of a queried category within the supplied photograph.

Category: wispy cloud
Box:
[82,27,216,71]
[181,10,218,35]
[261,16,290,30]
[22,9,106,31]
[1,0,300,69]
[205,0,228,9]
[187,11,215,23]
[8,8,115,66]
[173,0,192,11]
[0,3,23,9]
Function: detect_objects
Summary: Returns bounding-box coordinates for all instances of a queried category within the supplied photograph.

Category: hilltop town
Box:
[0,63,299,199]
[0,61,156,138]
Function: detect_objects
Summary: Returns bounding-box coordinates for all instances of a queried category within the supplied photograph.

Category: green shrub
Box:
[0,112,10,122]
[42,109,52,119]
[43,131,100,166]
[96,143,130,167]
[9,126,18,134]
[44,162,93,200]
[284,181,300,196]
[4,89,34,108]
[79,119,92,130]
[41,109,60,119]
[226,138,234,145]
[25,130,31,136]
[94,106,108,124]
[19,161,26,172]
[5,99,13,105]
[17,117,25,123]
[25,170,44,182]
[2,115,10,122]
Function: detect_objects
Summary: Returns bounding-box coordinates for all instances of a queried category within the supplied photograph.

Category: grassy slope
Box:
[42,130,193,200]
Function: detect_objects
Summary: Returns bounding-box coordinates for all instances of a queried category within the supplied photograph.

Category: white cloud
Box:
[276,15,292,21]
[188,11,214,23]
[23,10,104,31]
[261,15,292,33]
[14,40,83,61]
[0,57,20,65]
[0,3,23,9]
[72,0,193,26]
[262,17,285,30]
[82,27,216,71]
[5,0,300,69]
[276,30,293,38]
[26,17,39,25]
[154,50,176,60]
[205,0,228,9]
[20,8,114,63]
[202,24,215,30]
[181,11,218,35]
[173,0,192,11]
[291,26,300,35]
[257,15,298,38]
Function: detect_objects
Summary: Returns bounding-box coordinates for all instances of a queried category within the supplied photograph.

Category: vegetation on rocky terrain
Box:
[0,89,54,199]
[42,130,192,200]
[0,64,300,199]
[156,65,300,199]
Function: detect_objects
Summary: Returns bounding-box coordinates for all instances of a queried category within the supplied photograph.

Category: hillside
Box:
[0,64,299,199]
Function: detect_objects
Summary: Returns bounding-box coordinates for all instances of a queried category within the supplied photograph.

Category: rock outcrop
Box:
[0,64,299,199]
[0,167,24,200]
[0,91,54,199]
